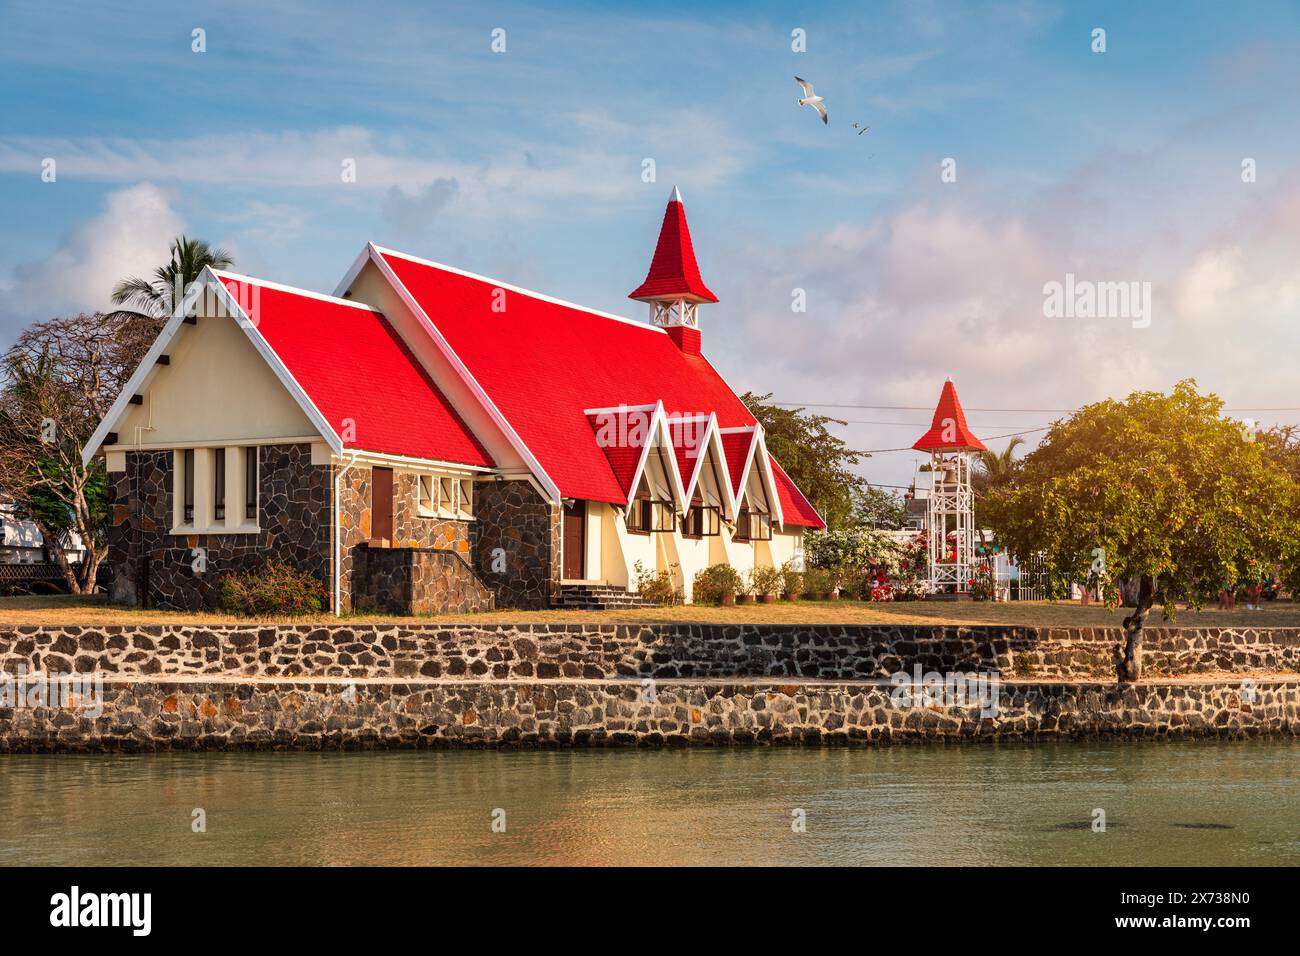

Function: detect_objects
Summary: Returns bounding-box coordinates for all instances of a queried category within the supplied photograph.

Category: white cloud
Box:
[0,112,751,220]
[1,183,183,339]
[710,178,1300,486]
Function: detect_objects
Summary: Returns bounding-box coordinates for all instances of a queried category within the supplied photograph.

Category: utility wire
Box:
[856,425,1051,455]
[774,401,1300,413]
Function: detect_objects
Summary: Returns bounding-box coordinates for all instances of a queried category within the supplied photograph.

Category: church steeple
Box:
[629,187,716,353]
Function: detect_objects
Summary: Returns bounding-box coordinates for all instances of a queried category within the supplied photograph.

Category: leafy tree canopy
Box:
[740,392,865,529]
[985,380,1300,680]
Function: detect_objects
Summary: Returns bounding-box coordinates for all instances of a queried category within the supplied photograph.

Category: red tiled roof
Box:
[586,407,650,499]
[216,275,493,468]
[912,379,986,452]
[719,429,755,497]
[380,250,754,504]
[769,456,824,529]
[627,189,718,303]
[668,415,710,496]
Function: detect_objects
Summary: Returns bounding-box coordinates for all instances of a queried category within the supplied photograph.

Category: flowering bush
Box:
[806,528,929,601]
[747,565,782,599]
[633,561,682,605]
[778,560,803,599]
[968,561,996,601]
[692,563,743,604]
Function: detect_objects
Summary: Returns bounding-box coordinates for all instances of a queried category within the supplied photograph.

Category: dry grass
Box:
[3,593,1300,629]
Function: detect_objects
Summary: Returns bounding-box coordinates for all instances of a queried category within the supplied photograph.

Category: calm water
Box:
[0,741,1296,866]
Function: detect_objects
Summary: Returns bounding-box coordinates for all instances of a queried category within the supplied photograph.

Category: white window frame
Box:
[416,471,475,521]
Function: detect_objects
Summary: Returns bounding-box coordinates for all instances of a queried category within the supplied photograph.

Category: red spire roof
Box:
[628,186,718,303]
[912,379,986,452]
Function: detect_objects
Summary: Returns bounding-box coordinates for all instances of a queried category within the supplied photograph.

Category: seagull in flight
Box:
[794,76,827,124]
[852,122,870,136]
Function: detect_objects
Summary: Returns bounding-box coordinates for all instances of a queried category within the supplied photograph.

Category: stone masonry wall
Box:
[335,465,475,611]
[1,677,1294,751]
[3,624,1297,682]
[471,479,561,610]
[352,546,495,615]
[106,444,331,612]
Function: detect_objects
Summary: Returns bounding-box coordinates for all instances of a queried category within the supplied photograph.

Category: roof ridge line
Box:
[211,269,382,312]
[373,245,670,335]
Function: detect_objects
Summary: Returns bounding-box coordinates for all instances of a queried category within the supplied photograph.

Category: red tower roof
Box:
[912,379,987,452]
[628,187,718,303]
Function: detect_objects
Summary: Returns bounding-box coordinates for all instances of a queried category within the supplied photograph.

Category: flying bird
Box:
[852,122,870,136]
[794,76,827,124]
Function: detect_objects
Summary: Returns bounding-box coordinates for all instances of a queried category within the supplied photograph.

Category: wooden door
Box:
[562,500,585,580]
[372,467,394,543]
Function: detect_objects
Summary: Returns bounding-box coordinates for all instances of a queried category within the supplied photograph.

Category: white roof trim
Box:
[209,269,381,312]
[358,244,563,503]
[360,244,670,335]
[202,269,344,455]
[82,302,190,465]
[583,403,657,416]
[81,271,343,465]
[750,428,785,528]
[729,425,783,526]
[677,413,738,519]
[620,401,688,510]
[336,448,494,474]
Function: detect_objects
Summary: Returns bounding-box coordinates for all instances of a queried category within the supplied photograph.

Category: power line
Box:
[774,401,1300,414]
[834,419,1053,428]
[857,426,1051,455]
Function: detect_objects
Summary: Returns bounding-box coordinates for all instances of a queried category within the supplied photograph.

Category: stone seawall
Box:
[3,623,1297,682]
[1,677,1294,752]
[3,623,1296,751]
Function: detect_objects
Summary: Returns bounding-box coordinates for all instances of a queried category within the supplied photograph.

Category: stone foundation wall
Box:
[1014,626,1300,677]
[1,677,1294,751]
[106,444,331,612]
[5,624,1295,682]
[335,465,475,612]
[352,546,495,615]
[471,479,560,610]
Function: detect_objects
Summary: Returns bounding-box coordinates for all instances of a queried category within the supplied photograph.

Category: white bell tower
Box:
[912,379,986,595]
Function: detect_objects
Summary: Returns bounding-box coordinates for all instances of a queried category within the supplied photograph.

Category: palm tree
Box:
[973,436,1024,496]
[110,235,233,319]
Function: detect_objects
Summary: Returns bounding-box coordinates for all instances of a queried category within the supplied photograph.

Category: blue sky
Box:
[3,0,1300,487]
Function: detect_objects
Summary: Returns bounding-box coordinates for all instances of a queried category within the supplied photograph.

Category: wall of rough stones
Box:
[352,546,495,615]
[106,444,331,612]
[1,677,1294,751]
[471,479,561,610]
[335,465,477,611]
[5,623,1296,682]
[108,453,560,615]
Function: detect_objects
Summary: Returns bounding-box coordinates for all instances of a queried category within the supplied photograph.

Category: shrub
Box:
[747,565,782,598]
[778,560,803,599]
[633,561,682,605]
[693,564,743,604]
[803,567,832,596]
[220,561,326,617]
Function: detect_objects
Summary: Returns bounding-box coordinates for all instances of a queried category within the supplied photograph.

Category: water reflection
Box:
[0,740,1294,866]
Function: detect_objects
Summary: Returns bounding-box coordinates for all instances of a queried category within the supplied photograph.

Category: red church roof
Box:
[215,273,494,468]
[375,248,823,528]
[627,187,718,303]
[770,456,822,527]
[912,379,986,452]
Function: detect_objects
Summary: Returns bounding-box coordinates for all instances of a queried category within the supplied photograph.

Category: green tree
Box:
[985,380,1300,682]
[740,392,865,528]
[0,313,146,592]
[110,235,233,320]
[973,435,1024,534]
[852,484,907,529]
